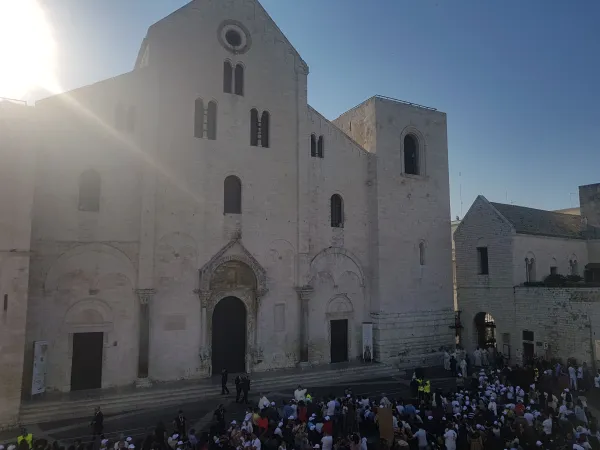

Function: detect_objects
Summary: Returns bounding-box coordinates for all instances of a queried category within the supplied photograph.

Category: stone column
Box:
[296,286,314,363]
[197,291,211,348]
[136,288,155,387]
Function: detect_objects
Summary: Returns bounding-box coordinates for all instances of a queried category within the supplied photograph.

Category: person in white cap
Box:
[258,393,270,410]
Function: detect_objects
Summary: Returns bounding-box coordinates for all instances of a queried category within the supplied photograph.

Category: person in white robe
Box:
[460,358,467,378]
[444,350,451,371]
[473,348,482,367]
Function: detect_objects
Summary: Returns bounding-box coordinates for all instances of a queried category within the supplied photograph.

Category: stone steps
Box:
[19,364,399,425]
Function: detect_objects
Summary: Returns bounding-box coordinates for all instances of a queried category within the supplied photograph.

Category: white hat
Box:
[126,438,133,442]
[172,435,179,439]
[288,416,295,420]
[313,445,320,449]
[231,420,237,425]
[278,422,283,427]
[428,416,433,420]
[536,441,542,447]
[325,415,330,421]
[565,388,569,392]
[128,446,135,449]
[177,442,183,446]
[347,394,351,398]
[271,402,275,406]
[101,440,109,445]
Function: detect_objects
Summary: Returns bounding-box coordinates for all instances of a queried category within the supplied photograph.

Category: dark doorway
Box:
[71,332,103,391]
[523,342,534,365]
[330,319,348,363]
[212,297,246,374]
[474,312,496,349]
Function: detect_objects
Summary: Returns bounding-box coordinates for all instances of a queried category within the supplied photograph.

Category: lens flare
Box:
[0,0,59,100]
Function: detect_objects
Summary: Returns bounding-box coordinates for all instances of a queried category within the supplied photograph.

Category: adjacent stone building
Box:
[0,0,454,428]
[455,183,600,366]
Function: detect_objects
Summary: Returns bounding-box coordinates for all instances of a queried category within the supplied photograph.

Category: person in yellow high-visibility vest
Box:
[423,380,431,401]
[17,428,33,448]
[417,378,424,401]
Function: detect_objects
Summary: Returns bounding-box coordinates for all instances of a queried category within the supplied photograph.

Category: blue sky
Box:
[41,0,600,219]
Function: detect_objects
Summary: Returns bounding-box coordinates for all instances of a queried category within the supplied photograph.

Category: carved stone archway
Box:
[196,239,268,374]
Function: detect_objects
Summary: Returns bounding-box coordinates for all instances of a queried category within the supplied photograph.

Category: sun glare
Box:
[0,0,59,101]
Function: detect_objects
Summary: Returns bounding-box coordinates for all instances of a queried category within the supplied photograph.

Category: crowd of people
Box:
[3,353,600,450]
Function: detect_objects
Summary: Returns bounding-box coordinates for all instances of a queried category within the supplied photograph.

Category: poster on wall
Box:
[362,322,373,362]
[31,341,48,396]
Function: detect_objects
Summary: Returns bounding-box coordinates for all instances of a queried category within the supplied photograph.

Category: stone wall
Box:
[513,287,600,366]
[0,101,35,428]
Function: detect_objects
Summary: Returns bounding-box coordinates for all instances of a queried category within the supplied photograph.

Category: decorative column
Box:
[136,288,155,388]
[296,286,314,364]
[197,290,211,348]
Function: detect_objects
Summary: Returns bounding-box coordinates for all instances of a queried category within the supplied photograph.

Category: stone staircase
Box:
[19,363,400,426]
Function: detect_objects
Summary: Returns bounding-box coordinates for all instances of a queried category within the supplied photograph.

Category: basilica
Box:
[0,0,454,427]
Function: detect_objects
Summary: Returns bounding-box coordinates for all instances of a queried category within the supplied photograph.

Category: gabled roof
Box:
[490,202,585,240]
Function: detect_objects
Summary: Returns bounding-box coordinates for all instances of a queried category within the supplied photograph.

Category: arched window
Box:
[419,241,426,266]
[250,109,259,146]
[310,134,317,157]
[234,64,244,96]
[525,255,536,282]
[317,135,324,158]
[404,134,419,175]
[207,101,217,140]
[194,98,204,138]
[570,256,579,276]
[330,194,344,228]
[78,169,101,212]
[261,111,270,148]
[224,176,242,214]
[223,61,233,94]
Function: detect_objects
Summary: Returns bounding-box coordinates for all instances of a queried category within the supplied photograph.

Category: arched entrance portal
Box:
[212,296,246,374]
[474,312,496,349]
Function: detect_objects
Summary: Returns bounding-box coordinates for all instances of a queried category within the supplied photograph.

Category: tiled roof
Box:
[490,202,585,239]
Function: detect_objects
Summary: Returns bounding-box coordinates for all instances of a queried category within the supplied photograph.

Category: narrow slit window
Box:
[223,61,233,94]
[260,111,270,148]
[224,176,242,214]
[194,98,204,138]
[331,194,344,228]
[207,101,217,140]
[234,64,244,96]
[250,109,259,146]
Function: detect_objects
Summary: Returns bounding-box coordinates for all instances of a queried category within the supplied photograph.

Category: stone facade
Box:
[0,100,36,428]
[0,0,455,427]
[455,190,600,365]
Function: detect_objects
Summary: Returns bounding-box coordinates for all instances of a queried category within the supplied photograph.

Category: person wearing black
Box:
[213,404,226,435]
[235,374,242,402]
[173,410,186,437]
[221,368,229,395]
[90,407,104,440]
[241,374,250,404]
[154,421,166,450]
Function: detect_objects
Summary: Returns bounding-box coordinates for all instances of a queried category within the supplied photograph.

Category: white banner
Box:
[31,341,48,396]
[362,322,373,362]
